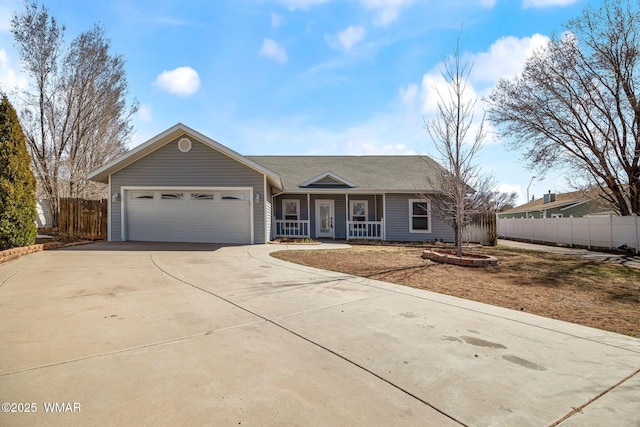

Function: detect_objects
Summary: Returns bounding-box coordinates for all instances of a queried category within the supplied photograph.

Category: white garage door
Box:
[125,190,251,244]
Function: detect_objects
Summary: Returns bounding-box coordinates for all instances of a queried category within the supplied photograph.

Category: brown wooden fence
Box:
[59,198,108,238]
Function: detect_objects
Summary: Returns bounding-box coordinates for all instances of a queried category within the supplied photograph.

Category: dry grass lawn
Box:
[271,245,640,337]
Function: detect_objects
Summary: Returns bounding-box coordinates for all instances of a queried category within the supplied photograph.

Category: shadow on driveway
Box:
[60,241,239,252]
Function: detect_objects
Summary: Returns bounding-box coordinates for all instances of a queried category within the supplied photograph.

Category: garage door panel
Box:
[126,190,251,244]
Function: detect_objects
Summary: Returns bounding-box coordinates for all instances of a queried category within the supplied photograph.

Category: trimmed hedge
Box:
[0,95,37,250]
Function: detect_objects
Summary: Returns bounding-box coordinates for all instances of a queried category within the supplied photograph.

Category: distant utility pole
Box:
[527,176,536,203]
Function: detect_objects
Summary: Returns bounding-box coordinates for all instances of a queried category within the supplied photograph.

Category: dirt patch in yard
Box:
[271,245,640,337]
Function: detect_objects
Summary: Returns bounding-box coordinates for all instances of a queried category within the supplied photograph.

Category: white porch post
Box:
[382,193,386,241]
[345,194,349,240]
[374,195,377,221]
[307,193,311,238]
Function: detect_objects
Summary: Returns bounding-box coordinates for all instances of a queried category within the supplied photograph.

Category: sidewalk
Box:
[498,239,640,269]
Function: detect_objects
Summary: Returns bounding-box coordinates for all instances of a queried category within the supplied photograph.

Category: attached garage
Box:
[123,188,252,244]
[87,123,284,245]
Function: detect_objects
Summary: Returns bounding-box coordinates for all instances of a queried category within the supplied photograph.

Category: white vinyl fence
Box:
[497,214,640,253]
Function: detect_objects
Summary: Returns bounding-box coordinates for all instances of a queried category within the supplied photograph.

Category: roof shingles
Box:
[248,156,445,192]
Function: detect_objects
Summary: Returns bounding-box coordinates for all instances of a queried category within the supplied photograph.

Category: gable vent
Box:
[178,138,192,153]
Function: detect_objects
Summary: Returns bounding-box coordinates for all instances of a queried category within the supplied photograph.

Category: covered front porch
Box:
[273,193,385,240]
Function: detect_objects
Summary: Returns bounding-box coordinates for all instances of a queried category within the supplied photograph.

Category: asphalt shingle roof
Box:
[501,189,590,213]
[248,155,446,192]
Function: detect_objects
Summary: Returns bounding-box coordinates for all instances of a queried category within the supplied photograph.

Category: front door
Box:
[315,200,334,238]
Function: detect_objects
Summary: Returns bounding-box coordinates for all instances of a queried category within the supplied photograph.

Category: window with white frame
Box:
[551,213,563,218]
[350,200,368,222]
[283,200,300,221]
[409,199,431,233]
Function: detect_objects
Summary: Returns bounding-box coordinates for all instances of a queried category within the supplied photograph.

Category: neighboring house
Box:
[497,189,613,219]
[87,123,454,244]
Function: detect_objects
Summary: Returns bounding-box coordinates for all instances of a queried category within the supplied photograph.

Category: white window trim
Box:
[409,198,431,234]
[283,199,300,220]
[350,200,368,222]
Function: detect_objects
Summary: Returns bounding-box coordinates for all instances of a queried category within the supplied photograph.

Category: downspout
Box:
[107,174,112,241]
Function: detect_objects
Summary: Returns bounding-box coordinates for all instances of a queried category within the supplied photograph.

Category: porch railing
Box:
[275,220,310,238]
[347,220,383,240]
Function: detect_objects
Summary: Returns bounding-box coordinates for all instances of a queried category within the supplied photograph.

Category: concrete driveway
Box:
[0,242,638,426]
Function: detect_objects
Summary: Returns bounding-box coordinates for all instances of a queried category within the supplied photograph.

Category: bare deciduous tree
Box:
[468,175,518,213]
[424,40,487,257]
[11,1,137,226]
[487,0,640,216]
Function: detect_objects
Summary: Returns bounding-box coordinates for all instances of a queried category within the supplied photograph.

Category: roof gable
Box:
[87,123,283,190]
[300,171,357,188]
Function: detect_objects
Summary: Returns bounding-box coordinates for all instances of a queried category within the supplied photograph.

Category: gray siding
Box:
[110,137,266,243]
[385,193,454,242]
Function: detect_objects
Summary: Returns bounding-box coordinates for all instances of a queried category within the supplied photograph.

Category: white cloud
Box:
[136,103,153,123]
[276,0,329,10]
[235,102,421,156]
[522,0,578,8]
[403,34,549,148]
[480,0,497,7]
[260,38,288,63]
[471,34,550,83]
[399,83,418,105]
[154,66,201,97]
[418,73,447,116]
[271,12,284,28]
[361,0,415,27]
[343,138,412,155]
[0,49,27,93]
[336,25,366,51]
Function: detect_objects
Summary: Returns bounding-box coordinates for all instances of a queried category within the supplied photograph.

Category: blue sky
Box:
[0,0,601,204]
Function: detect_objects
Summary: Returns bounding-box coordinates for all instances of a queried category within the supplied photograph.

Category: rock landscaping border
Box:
[422,249,498,267]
